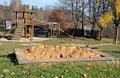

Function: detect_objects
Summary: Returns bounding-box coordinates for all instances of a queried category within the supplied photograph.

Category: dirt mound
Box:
[21,45,102,61]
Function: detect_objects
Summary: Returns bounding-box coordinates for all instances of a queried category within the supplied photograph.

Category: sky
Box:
[0,0,58,8]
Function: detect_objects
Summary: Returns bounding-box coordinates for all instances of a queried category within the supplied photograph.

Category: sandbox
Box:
[14,45,117,64]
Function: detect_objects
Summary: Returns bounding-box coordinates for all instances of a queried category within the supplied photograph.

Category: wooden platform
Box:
[14,48,118,64]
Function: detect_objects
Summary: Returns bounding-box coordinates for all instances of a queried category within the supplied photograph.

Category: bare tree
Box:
[85,0,109,39]
[8,0,22,20]
[10,0,22,10]
[58,0,85,29]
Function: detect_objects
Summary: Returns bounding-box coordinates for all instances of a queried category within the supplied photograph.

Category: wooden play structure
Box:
[12,6,62,40]
[0,6,73,40]
[48,22,60,38]
[12,6,34,40]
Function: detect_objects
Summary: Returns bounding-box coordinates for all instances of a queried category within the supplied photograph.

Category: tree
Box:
[49,9,69,30]
[58,0,85,29]
[10,0,22,10]
[86,0,108,39]
[88,0,98,38]
[99,12,113,40]
[99,0,120,44]
[112,0,120,44]
[8,0,22,20]
[95,0,110,40]
[0,5,12,22]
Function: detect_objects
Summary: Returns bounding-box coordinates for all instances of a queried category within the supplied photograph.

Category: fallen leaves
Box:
[0,74,4,78]
[3,69,9,73]
[54,76,59,78]
[39,75,45,78]
[10,72,15,75]
[82,73,88,78]
[26,71,32,75]
[86,67,90,70]
[54,75,64,78]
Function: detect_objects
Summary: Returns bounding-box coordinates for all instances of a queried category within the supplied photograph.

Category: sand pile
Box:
[21,45,103,61]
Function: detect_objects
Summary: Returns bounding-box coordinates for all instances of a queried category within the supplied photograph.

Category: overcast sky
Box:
[0,0,58,8]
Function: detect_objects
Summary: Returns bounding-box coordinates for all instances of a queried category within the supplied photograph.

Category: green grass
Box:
[39,38,113,45]
[0,30,13,36]
[0,38,120,78]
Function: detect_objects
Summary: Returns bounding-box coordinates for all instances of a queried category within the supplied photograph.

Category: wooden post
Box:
[25,25,27,38]
[30,13,33,24]
[58,23,60,37]
[16,12,18,25]
[50,24,52,38]
[32,24,34,37]
[31,14,34,37]
[23,12,25,23]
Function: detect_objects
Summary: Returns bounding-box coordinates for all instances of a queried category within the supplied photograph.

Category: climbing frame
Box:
[12,6,34,40]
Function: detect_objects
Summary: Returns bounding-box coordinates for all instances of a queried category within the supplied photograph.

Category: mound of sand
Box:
[21,45,103,61]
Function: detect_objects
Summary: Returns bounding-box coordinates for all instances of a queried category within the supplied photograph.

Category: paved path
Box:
[0,37,54,42]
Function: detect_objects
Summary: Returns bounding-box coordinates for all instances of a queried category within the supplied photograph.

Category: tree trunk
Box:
[91,23,95,38]
[114,26,119,44]
[98,27,103,40]
[81,0,84,37]
[91,1,96,39]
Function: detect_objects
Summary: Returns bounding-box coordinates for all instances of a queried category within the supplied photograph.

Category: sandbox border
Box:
[14,48,118,64]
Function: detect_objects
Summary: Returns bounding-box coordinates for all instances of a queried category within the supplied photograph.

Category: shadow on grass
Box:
[104,50,120,53]
[5,36,12,40]
[0,54,7,57]
[7,53,19,65]
[112,51,120,53]
[103,50,120,59]
[0,36,12,40]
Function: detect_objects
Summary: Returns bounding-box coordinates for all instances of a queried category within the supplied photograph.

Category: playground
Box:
[0,6,72,41]
[0,5,120,78]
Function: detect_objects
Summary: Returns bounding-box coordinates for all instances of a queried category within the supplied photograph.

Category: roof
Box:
[15,6,34,13]
[33,19,49,28]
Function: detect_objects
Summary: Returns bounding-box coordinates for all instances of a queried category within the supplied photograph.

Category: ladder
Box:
[12,23,25,40]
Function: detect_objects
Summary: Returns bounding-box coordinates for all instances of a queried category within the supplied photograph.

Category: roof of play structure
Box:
[15,6,34,13]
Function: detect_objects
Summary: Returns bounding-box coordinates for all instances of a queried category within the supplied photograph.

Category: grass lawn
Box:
[0,30,13,36]
[0,38,120,78]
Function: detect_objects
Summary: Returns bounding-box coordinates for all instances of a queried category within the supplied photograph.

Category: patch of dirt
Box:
[21,43,42,46]
[0,38,9,41]
[20,45,103,61]
[19,37,53,42]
